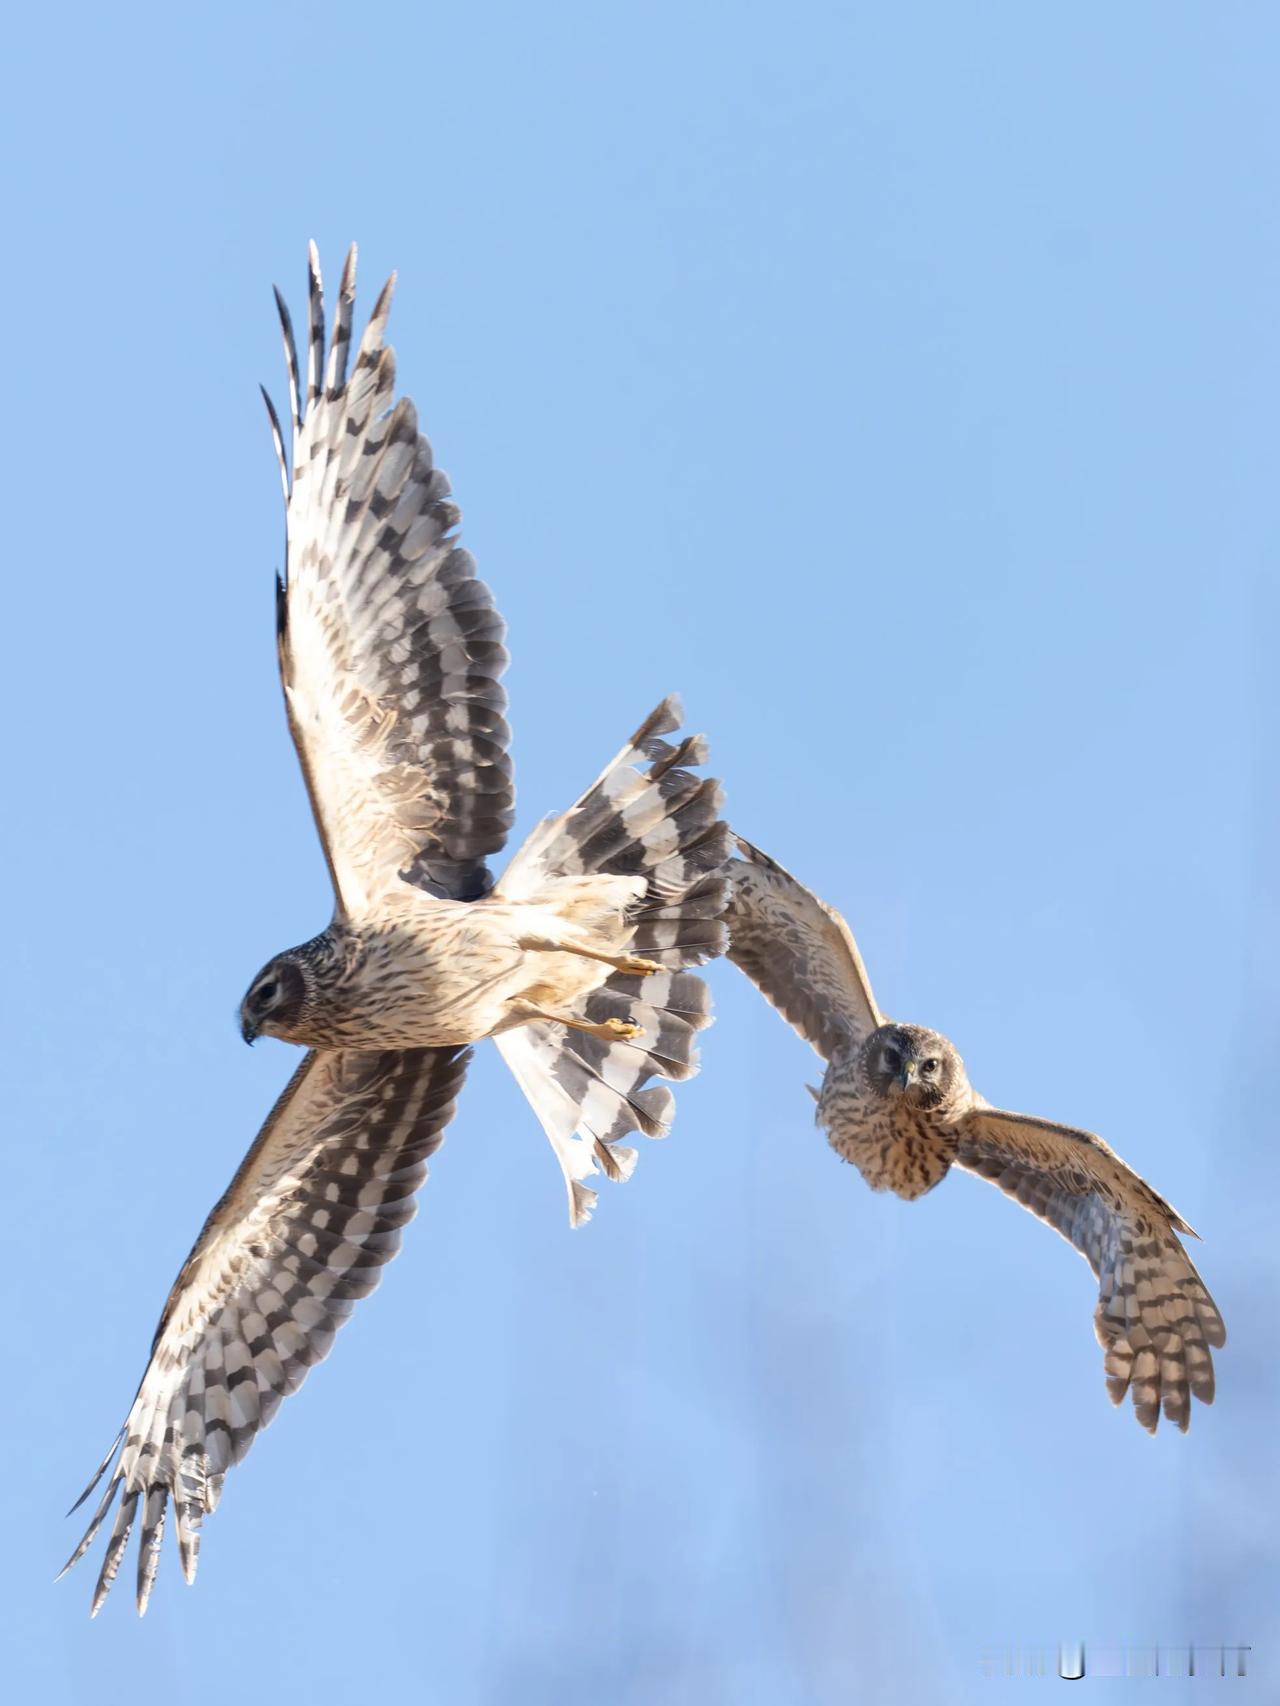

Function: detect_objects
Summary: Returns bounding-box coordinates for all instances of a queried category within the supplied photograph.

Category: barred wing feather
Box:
[267,243,514,912]
[60,1045,470,1615]
[956,1103,1226,1432]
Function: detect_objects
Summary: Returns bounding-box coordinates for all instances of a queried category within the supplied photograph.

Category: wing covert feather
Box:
[725,836,881,1061]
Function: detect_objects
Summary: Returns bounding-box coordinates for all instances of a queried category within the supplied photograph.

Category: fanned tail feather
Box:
[495,698,729,1223]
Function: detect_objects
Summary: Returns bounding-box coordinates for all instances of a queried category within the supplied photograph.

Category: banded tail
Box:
[495,697,729,1223]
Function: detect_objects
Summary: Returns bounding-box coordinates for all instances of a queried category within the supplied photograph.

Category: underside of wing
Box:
[955,1103,1226,1432]
[724,835,882,1062]
[60,1044,470,1615]
[266,243,515,913]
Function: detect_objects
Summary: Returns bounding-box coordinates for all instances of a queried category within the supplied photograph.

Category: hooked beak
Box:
[897,1061,918,1093]
[240,1015,259,1046]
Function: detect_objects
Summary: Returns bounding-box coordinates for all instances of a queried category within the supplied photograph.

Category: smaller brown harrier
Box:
[725,836,1225,1433]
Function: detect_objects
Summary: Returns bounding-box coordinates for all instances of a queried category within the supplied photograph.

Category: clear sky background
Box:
[4,4,1276,1701]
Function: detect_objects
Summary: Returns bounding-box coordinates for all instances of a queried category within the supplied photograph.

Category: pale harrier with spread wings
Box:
[725,837,1225,1434]
[62,245,729,1615]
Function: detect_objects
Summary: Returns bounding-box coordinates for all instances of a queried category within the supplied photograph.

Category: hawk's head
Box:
[239,955,309,1044]
[860,1022,966,1112]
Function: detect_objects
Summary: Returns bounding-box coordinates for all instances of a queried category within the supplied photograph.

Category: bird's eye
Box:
[257,980,278,1005]
[922,1059,938,1074]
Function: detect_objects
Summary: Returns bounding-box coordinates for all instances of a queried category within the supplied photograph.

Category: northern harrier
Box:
[62,245,729,1615]
[725,837,1225,1433]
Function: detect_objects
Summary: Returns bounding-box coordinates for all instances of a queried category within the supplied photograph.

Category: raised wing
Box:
[955,1103,1226,1432]
[724,836,882,1061]
[60,1045,470,1616]
[265,243,514,913]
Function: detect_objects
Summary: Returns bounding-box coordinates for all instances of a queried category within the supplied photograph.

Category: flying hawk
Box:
[62,244,729,1616]
[724,836,1225,1434]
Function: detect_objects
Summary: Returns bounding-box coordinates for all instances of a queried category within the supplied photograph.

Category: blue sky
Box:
[5,3,1276,1700]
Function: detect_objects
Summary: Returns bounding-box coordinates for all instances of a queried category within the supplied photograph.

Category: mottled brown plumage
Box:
[726,837,1226,1435]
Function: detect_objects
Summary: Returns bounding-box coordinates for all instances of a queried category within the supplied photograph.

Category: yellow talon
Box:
[605,1018,644,1041]
[621,955,662,977]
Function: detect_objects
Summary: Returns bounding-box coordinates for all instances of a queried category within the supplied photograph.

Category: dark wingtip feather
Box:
[372,272,397,321]
[259,383,289,506]
[325,243,359,395]
[90,1486,140,1617]
[306,241,325,407]
[135,1487,168,1616]
[272,284,302,433]
[65,1427,125,1517]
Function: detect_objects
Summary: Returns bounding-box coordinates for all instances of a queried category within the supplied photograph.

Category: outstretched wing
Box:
[265,243,514,913]
[60,1045,470,1616]
[955,1103,1226,1432]
[724,836,882,1061]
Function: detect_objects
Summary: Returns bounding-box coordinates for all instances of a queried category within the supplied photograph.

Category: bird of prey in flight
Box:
[62,244,729,1615]
[724,836,1225,1434]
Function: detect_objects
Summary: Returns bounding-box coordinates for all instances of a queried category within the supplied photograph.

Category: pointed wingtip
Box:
[259,380,283,435]
[273,283,302,430]
[372,272,397,321]
[260,385,290,507]
[66,1427,125,1516]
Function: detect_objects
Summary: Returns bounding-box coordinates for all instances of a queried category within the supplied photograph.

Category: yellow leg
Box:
[518,935,662,978]
[515,1002,644,1043]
